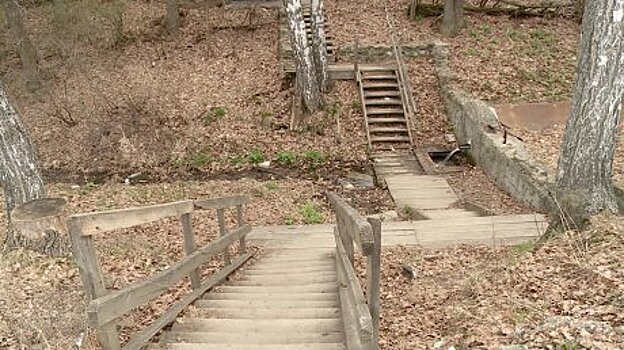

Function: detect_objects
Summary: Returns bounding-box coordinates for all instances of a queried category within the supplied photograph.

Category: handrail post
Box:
[180,213,201,289]
[68,220,121,350]
[366,217,381,346]
[236,204,246,254]
[217,208,232,265]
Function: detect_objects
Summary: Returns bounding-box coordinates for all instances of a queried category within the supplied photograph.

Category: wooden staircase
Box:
[357,66,412,152]
[155,242,347,349]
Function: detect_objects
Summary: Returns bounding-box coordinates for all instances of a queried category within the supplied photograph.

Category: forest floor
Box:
[4,0,619,349]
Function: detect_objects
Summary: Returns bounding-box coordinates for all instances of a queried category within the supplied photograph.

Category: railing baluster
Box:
[366,217,382,344]
[217,208,232,265]
[236,204,246,254]
[180,213,201,289]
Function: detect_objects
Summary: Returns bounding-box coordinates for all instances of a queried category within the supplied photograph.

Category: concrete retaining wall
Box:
[430,43,556,213]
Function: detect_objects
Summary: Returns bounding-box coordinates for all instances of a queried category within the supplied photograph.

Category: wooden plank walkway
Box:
[249,213,547,249]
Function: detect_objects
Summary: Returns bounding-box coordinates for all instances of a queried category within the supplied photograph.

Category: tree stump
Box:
[11,197,70,257]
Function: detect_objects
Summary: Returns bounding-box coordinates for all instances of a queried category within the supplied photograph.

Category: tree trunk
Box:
[0,83,46,250]
[441,0,463,37]
[555,0,624,226]
[2,0,40,90]
[165,0,180,35]
[285,0,321,124]
[310,0,329,92]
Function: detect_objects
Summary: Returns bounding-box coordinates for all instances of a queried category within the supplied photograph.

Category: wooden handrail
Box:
[327,192,381,349]
[68,195,253,350]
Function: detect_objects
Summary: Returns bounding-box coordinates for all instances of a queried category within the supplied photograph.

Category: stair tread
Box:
[151,343,346,350]
[195,300,339,309]
[365,98,403,106]
[163,331,344,344]
[362,82,399,88]
[368,117,408,123]
[194,307,341,319]
[171,317,343,333]
[370,127,410,133]
[364,90,401,97]
[203,292,338,301]
[371,136,411,142]
[367,107,405,115]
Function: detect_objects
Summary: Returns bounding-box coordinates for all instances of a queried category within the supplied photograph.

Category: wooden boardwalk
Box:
[249,213,547,248]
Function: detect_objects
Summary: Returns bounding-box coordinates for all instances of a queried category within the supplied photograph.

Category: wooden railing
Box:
[327,192,381,350]
[68,195,252,350]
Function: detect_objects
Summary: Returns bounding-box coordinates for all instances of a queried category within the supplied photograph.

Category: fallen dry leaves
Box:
[364,213,624,349]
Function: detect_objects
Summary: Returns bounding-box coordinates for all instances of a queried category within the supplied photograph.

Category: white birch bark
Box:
[310,0,329,92]
[556,0,624,222]
[285,0,321,115]
[0,83,46,249]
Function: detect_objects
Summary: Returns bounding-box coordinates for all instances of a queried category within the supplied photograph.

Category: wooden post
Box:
[337,216,354,264]
[180,213,201,289]
[366,217,381,345]
[236,205,246,254]
[217,209,232,265]
[68,220,121,350]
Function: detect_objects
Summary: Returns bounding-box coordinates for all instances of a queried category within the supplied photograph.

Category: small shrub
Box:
[229,154,245,167]
[303,150,324,169]
[299,202,324,224]
[202,106,227,125]
[276,151,296,167]
[248,149,266,165]
[265,181,279,191]
[351,100,361,110]
[190,153,211,167]
[285,215,295,226]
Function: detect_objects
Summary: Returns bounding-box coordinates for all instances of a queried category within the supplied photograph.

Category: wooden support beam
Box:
[217,209,232,265]
[121,253,253,350]
[180,213,201,289]
[193,195,250,211]
[87,225,251,327]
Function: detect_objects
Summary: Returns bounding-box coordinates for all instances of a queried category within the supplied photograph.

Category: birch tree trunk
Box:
[2,0,40,90]
[441,0,463,37]
[310,0,329,92]
[165,0,179,35]
[0,83,47,251]
[286,0,321,125]
[555,0,624,226]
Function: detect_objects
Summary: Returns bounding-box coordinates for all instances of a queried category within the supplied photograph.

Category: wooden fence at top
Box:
[327,192,381,350]
[68,195,252,350]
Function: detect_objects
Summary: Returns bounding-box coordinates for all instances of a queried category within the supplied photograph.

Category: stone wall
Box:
[430,43,556,213]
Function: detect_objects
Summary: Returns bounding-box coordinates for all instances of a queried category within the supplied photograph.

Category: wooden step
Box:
[361,74,397,80]
[203,292,338,301]
[371,136,411,143]
[361,82,399,89]
[367,117,407,124]
[216,284,338,293]
[234,275,337,285]
[195,299,340,309]
[195,307,341,319]
[151,343,346,350]
[243,265,334,274]
[366,107,404,115]
[243,269,337,276]
[163,331,344,344]
[365,98,402,106]
[171,318,343,333]
[364,90,401,98]
[359,66,396,72]
[369,127,409,133]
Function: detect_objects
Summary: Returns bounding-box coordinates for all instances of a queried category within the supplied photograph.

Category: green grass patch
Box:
[303,150,324,169]
[299,202,325,224]
[276,151,296,167]
[248,149,266,165]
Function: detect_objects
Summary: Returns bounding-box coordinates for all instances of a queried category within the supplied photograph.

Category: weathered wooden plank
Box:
[326,192,373,255]
[68,221,121,350]
[193,195,250,210]
[121,252,253,350]
[217,209,232,265]
[334,230,374,348]
[88,225,251,327]
[68,201,194,236]
[366,218,381,344]
[180,213,200,289]
[236,205,246,254]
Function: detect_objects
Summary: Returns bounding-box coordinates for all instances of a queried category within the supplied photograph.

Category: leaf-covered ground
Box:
[366,214,624,349]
